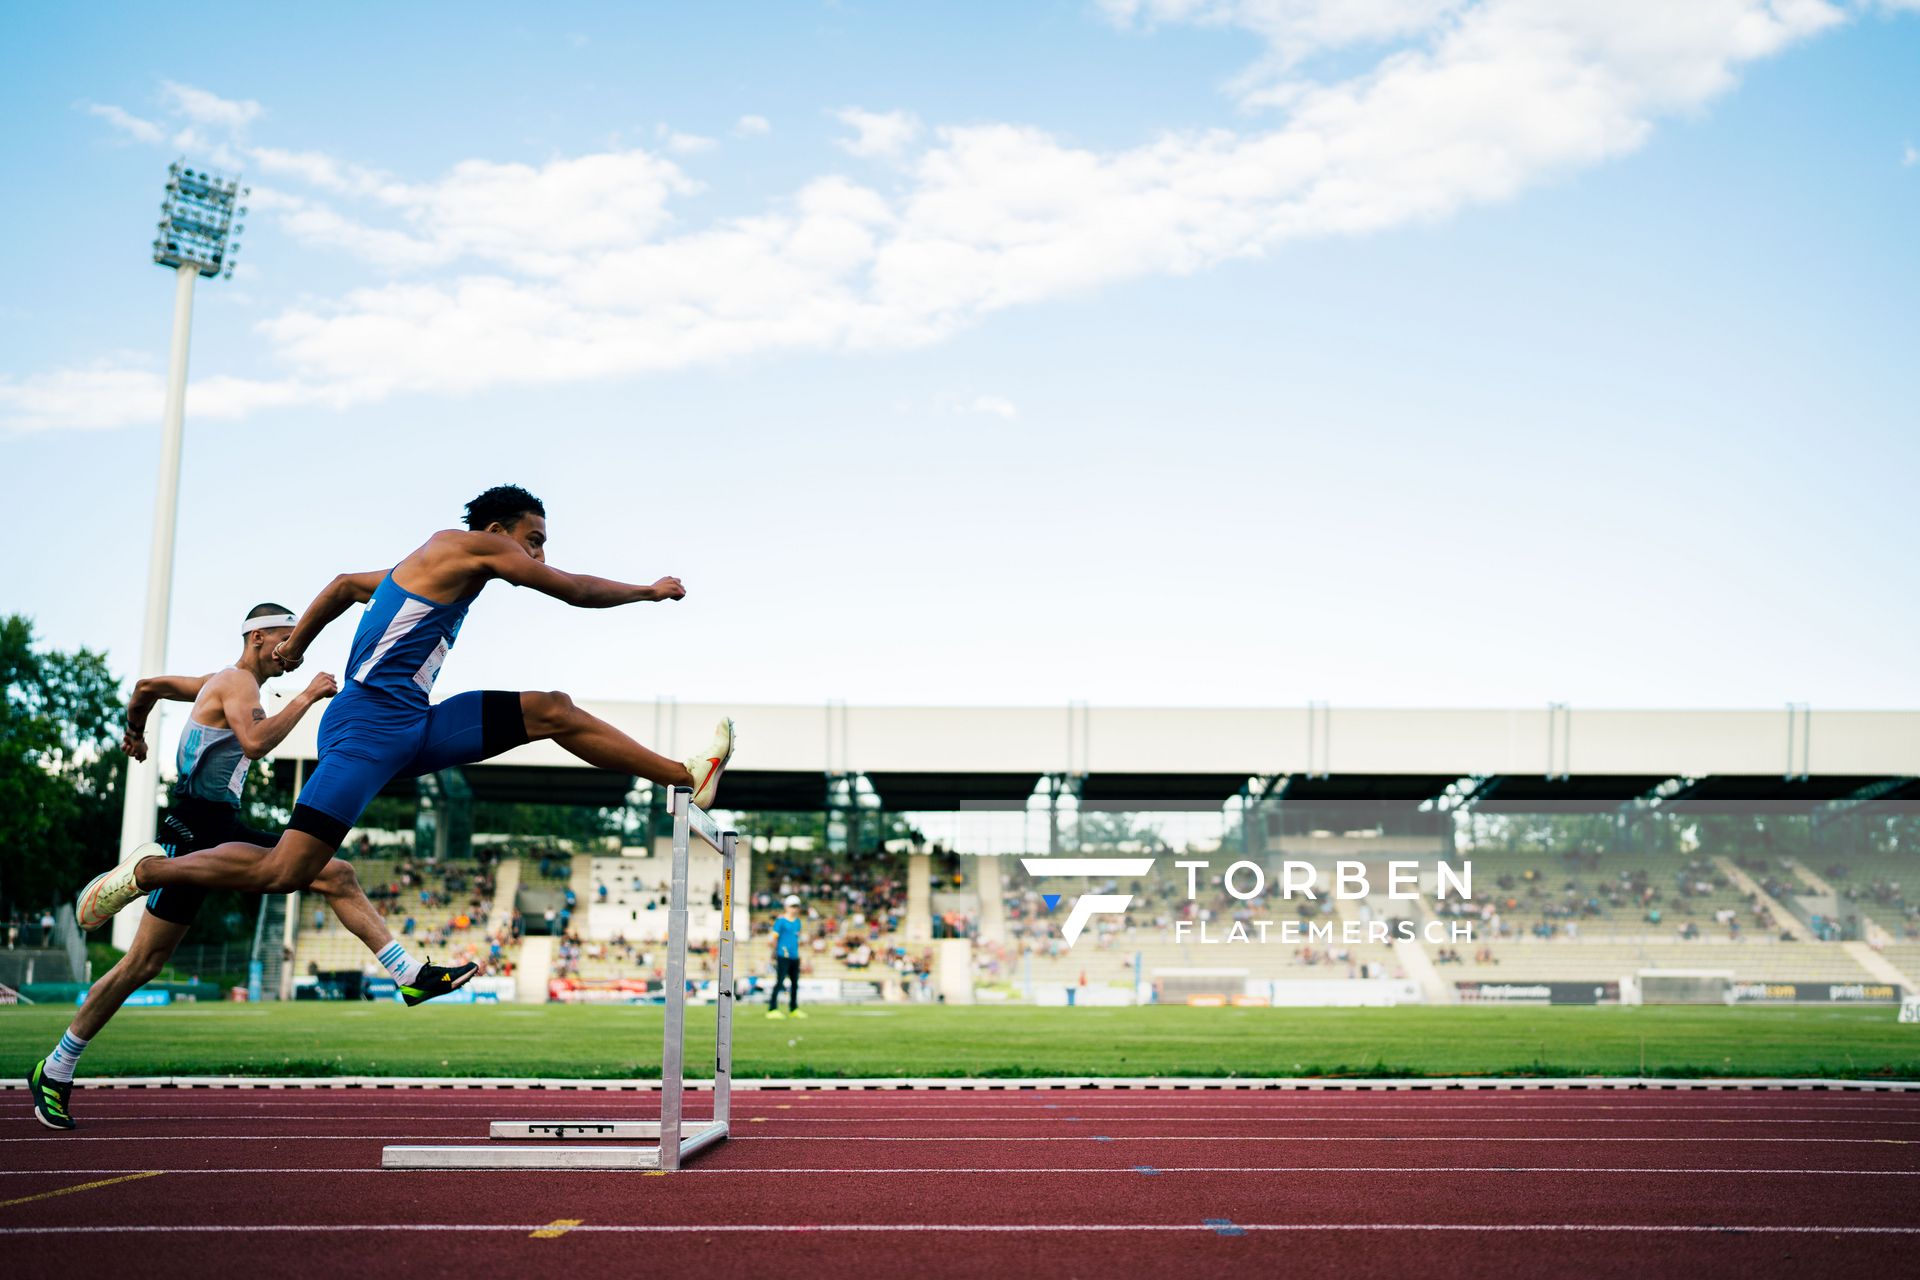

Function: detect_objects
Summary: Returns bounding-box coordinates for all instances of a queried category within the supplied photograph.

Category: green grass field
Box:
[3,1003,1917,1080]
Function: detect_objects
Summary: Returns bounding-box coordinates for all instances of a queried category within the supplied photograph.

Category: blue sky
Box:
[3,1,1917,730]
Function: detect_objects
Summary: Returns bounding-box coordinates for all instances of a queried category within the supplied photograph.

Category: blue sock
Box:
[46,1029,90,1083]
[376,942,424,985]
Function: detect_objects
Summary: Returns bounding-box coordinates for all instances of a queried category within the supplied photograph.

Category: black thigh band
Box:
[481,689,532,757]
[289,803,351,850]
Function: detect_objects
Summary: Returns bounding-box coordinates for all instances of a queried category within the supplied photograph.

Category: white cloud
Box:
[735,114,772,137]
[1098,0,1851,113]
[159,81,263,131]
[962,395,1019,420]
[1102,0,1467,61]
[658,126,718,155]
[1905,143,1918,166]
[244,146,391,196]
[833,107,922,160]
[77,83,259,170]
[261,149,701,275]
[164,125,243,170]
[0,360,164,432]
[1101,0,1478,109]
[84,102,165,144]
[0,359,318,432]
[25,1,1874,433]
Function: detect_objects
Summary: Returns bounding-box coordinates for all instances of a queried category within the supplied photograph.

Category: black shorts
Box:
[146,798,277,926]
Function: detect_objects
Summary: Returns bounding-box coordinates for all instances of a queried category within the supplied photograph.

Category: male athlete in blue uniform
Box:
[77,487,736,992]
[32,604,461,1130]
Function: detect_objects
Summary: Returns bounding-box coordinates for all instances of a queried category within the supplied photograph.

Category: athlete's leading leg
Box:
[520,691,733,806]
[28,911,189,1130]
[401,690,730,808]
[519,691,694,787]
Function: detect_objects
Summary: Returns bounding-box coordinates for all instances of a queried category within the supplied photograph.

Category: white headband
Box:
[242,612,297,633]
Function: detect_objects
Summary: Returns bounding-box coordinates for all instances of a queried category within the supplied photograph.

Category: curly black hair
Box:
[463,484,546,531]
[246,602,293,620]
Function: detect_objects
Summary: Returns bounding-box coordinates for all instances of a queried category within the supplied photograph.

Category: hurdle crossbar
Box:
[382,785,737,1171]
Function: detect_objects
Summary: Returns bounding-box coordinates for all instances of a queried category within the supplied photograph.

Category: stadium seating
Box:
[291,854,509,979]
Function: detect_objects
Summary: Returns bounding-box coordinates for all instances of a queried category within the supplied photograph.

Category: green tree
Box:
[0,615,126,916]
[475,801,624,845]
[1076,810,1168,853]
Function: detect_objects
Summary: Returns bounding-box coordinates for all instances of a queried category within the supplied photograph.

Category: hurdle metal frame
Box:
[382,786,737,1170]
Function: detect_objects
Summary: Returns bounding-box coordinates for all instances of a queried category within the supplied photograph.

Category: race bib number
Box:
[413,637,451,693]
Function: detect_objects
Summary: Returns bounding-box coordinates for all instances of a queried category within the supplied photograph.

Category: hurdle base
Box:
[382,1120,727,1170]
[489,1120,664,1140]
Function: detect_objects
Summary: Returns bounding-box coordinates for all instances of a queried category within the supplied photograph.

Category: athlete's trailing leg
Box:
[27,910,187,1131]
[302,857,470,1003]
[112,828,336,898]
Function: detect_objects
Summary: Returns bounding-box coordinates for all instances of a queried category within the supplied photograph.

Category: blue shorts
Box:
[289,689,527,848]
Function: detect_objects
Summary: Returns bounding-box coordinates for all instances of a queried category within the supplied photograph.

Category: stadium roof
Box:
[866,772,1042,811]
[263,702,1920,812]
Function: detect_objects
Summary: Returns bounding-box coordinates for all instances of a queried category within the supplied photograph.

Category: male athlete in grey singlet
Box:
[27,604,465,1132]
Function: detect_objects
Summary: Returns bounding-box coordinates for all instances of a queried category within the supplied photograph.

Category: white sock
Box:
[46,1029,90,1083]
[376,941,424,985]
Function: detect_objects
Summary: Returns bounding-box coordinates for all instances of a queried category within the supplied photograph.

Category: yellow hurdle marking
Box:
[644,1171,669,1177]
[529,1218,583,1239]
[0,1171,163,1210]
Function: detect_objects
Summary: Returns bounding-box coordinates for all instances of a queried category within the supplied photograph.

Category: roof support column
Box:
[1044,773,1083,854]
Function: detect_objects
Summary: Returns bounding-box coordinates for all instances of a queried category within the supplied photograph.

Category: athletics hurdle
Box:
[381,785,737,1170]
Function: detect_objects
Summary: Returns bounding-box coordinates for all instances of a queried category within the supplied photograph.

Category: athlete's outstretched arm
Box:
[209,668,340,761]
[275,570,385,668]
[122,674,211,761]
[470,533,684,609]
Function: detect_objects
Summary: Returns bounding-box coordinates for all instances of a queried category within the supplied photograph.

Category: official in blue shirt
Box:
[768,895,806,1018]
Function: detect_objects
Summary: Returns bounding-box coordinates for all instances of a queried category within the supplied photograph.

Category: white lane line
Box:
[1,1166,1916,1177]
[31,1113,1920,1125]
[22,1082,1912,1105]
[26,1106,1920,1121]
[3,1143,1904,1151]
[732,1135,1920,1144]
[56,1097,1920,1105]
[1,1222,1917,1235]
[0,1135,486,1143]
[55,1099,1920,1110]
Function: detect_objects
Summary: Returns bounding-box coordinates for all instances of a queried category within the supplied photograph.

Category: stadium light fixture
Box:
[114,161,248,950]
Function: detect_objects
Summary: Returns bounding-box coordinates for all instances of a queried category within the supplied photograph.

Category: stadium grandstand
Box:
[228,702,1920,1009]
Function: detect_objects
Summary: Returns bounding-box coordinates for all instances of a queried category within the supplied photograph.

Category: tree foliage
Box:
[474,801,624,844]
[0,615,126,916]
[1075,810,1169,852]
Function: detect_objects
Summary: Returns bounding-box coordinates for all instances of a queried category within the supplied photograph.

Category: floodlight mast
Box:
[113,162,247,949]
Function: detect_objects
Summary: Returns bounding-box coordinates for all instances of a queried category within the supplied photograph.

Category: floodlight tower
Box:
[112,162,246,949]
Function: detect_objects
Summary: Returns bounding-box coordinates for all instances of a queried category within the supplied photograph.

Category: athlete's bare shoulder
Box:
[392,530,495,602]
[192,666,258,731]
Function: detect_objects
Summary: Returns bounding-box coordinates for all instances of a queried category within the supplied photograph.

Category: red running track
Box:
[3,1087,1919,1279]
